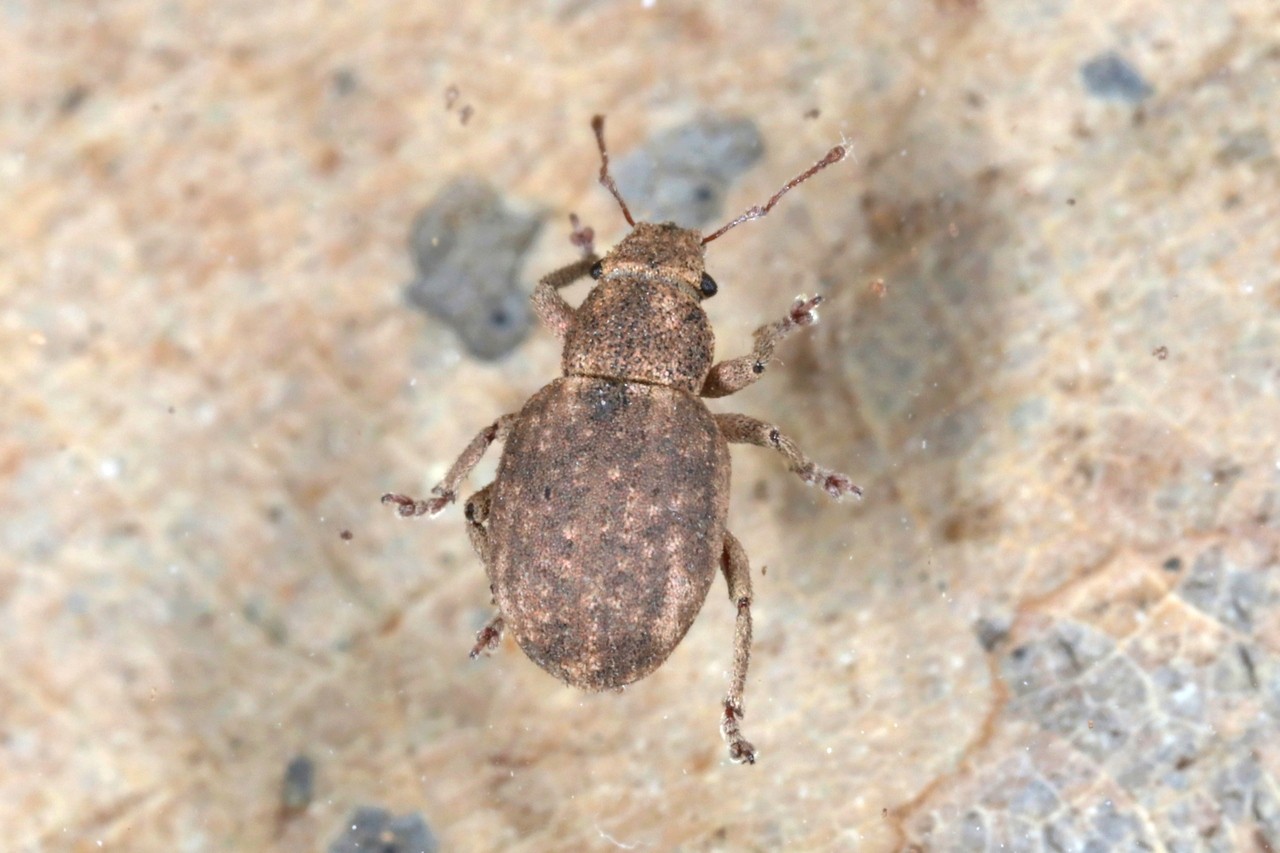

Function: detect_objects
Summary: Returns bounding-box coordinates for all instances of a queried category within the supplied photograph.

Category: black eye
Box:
[590,260,603,279]
[699,272,718,298]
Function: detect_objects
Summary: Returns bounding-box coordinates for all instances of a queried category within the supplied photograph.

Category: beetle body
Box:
[490,375,729,690]
[384,117,858,763]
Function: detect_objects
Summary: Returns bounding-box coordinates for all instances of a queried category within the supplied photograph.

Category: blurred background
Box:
[2,1,1278,850]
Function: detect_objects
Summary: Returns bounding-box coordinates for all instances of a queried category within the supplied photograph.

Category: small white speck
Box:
[1,151,27,180]
[99,457,122,479]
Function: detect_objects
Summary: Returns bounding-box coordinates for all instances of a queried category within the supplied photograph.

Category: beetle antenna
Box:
[591,115,636,228]
[701,144,847,245]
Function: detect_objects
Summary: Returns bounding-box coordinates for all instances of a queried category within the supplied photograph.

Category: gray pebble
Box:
[613,114,764,228]
[1081,51,1153,103]
[281,754,314,812]
[328,806,438,853]
[404,177,541,360]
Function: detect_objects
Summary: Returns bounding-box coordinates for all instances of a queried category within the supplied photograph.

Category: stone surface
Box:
[1,1,1278,850]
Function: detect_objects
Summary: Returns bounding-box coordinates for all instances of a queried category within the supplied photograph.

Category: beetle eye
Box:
[699,272,718,298]
[590,260,603,280]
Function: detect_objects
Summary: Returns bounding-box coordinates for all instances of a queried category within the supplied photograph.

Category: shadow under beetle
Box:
[384,116,860,764]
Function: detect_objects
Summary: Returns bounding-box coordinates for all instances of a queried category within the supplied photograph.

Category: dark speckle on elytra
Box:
[589,380,630,421]
[403,177,541,360]
[1080,51,1153,103]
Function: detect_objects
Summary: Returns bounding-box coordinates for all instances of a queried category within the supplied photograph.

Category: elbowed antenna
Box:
[591,115,636,228]
[701,144,847,245]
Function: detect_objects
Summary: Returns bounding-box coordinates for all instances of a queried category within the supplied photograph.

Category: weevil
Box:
[384,116,860,764]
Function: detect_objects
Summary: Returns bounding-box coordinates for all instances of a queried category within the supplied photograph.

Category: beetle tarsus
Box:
[721,701,757,765]
[798,465,862,500]
[821,472,863,500]
[380,490,453,517]
[787,294,823,328]
[568,213,595,258]
[470,614,505,659]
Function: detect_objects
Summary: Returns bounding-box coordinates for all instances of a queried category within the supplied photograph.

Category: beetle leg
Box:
[461,486,507,658]
[700,295,824,398]
[532,254,599,339]
[720,530,757,765]
[715,413,863,500]
[463,484,494,561]
[469,613,505,659]
[382,414,516,517]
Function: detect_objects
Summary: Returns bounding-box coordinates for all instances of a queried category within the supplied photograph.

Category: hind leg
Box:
[463,484,494,564]
[720,530,757,765]
[463,485,505,658]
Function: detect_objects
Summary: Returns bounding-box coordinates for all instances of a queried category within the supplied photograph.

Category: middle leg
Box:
[716,413,862,499]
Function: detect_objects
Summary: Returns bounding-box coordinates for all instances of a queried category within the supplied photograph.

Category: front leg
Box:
[700,295,823,398]
[382,413,517,517]
[715,413,862,499]
[531,254,599,339]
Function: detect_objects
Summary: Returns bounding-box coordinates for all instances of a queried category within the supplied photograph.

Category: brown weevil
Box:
[384,116,859,764]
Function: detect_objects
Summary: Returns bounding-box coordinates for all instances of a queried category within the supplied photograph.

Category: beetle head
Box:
[560,116,845,394]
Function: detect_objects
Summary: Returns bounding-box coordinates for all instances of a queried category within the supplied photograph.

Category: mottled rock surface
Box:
[2,1,1277,850]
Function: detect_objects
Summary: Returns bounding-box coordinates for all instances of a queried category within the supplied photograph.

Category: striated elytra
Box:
[384,116,861,764]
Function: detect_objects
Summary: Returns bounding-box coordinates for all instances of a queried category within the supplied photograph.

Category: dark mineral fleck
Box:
[404,178,541,359]
[328,806,437,853]
[612,114,764,227]
[280,754,314,812]
[331,68,358,96]
[59,85,90,114]
[973,616,1011,652]
[1081,51,1153,103]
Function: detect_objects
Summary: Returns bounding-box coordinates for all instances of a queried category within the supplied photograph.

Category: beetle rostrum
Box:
[383,115,860,765]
